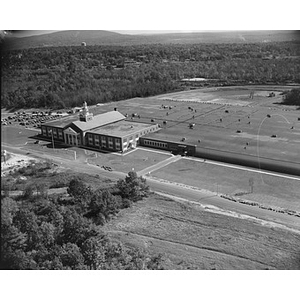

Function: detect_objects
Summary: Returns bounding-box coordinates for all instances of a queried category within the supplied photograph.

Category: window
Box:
[42,128,47,136]
[95,136,99,146]
[58,130,63,139]
[53,129,58,138]
[87,134,93,145]
[115,138,121,150]
[101,136,107,147]
[47,128,51,136]
[115,141,121,151]
[108,137,113,149]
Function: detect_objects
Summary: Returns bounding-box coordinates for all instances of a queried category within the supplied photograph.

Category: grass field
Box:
[87,148,172,173]
[151,157,300,212]
[104,194,300,270]
[1,126,38,146]
[88,86,300,165]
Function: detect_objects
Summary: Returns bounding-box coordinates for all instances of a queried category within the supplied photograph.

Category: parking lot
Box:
[1,109,68,129]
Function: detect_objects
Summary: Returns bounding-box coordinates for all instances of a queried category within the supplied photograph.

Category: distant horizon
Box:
[6,29,265,38]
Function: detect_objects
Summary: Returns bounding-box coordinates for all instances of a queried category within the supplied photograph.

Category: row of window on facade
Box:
[86,133,122,151]
[143,140,168,149]
[42,127,63,139]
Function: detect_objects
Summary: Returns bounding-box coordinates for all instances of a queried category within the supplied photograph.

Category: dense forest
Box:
[1,163,163,270]
[2,41,300,109]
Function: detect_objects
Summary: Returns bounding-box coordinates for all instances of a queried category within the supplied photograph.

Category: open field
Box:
[150,157,300,212]
[89,86,300,165]
[1,126,38,146]
[104,194,300,270]
[87,148,172,173]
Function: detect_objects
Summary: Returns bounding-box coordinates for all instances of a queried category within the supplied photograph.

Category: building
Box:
[40,102,160,152]
[139,137,196,156]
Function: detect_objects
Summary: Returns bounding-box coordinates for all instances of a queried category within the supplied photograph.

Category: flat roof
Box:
[89,120,154,137]
[141,130,197,146]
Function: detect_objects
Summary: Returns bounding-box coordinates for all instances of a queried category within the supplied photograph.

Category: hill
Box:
[2,30,137,50]
[2,30,300,50]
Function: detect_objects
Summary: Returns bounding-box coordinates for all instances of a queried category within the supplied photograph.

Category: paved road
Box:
[3,144,300,232]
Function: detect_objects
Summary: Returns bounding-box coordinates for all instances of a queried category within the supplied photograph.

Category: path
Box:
[137,155,181,176]
[2,144,300,232]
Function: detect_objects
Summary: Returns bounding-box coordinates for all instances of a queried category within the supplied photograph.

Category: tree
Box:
[282,88,300,106]
[39,222,56,247]
[87,189,120,224]
[116,171,150,202]
[60,207,98,246]
[13,208,41,251]
[81,236,106,269]
[67,178,92,207]
[60,243,85,269]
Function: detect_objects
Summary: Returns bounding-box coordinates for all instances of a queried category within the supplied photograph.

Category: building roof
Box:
[89,120,154,138]
[44,111,126,132]
[72,111,125,132]
[43,115,76,128]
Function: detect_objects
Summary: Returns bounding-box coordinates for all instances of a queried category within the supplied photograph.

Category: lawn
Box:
[24,142,76,161]
[87,148,172,173]
[1,126,38,146]
[151,157,300,212]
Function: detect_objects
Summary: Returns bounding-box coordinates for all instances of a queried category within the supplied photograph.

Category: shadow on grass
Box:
[273,101,300,110]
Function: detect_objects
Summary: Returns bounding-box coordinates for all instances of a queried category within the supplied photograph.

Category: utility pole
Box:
[249,178,254,193]
[49,129,54,150]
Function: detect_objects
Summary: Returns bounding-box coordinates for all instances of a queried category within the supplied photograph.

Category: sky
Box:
[1,1,299,34]
[2,30,233,38]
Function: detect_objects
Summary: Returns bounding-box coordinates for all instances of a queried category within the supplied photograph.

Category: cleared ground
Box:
[104,194,300,270]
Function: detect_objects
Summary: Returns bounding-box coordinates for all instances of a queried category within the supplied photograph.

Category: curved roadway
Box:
[3,143,300,233]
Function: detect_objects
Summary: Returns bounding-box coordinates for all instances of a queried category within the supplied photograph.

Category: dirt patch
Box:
[1,152,38,176]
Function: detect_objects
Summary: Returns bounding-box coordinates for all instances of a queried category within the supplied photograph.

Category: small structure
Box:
[268,92,275,97]
[81,42,87,46]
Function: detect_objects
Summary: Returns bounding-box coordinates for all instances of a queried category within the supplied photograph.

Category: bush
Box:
[282,88,300,106]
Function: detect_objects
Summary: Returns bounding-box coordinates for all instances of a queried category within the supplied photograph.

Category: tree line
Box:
[2,41,300,109]
[1,168,163,270]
